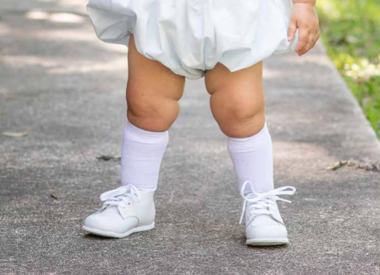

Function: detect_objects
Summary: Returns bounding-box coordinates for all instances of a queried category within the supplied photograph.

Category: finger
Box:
[315,29,321,42]
[296,29,309,55]
[301,34,315,55]
[310,31,320,48]
[287,17,297,41]
[304,30,320,54]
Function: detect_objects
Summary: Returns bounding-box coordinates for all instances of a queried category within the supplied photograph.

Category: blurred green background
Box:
[317,0,380,139]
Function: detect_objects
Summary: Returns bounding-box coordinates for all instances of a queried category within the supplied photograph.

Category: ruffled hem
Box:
[86,0,298,80]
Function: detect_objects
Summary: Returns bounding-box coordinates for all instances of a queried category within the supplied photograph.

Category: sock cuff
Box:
[124,119,169,143]
[226,122,270,151]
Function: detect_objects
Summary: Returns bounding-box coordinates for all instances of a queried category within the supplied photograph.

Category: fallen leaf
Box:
[97,155,121,161]
[51,193,59,200]
[328,159,380,172]
[355,161,380,172]
[2,131,29,138]
[327,160,348,170]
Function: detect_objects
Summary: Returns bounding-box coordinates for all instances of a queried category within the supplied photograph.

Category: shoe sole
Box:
[82,222,155,238]
[246,238,289,246]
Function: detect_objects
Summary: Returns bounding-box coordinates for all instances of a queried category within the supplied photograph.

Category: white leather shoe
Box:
[239,181,296,246]
[82,184,156,238]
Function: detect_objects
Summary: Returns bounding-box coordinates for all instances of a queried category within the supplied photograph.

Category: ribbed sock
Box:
[226,122,274,196]
[120,119,169,191]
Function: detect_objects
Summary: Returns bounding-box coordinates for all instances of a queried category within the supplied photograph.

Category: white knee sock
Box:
[120,119,169,191]
[227,122,274,196]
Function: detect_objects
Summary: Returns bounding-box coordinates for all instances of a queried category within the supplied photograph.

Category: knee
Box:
[229,100,262,124]
[127,91,179,132]
[213,97,265,137]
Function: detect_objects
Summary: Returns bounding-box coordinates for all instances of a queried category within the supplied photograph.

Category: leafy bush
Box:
[316,0,380,138]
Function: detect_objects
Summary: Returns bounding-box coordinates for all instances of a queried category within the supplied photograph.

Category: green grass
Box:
[316,0,380,139]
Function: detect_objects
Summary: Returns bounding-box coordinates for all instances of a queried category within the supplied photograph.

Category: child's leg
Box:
[204,62,296,246]
[123,34,186,190]
[204,62,273,195]
[82,35,186,238]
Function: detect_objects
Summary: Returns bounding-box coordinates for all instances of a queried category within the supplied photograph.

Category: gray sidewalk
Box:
[1,1,380,274]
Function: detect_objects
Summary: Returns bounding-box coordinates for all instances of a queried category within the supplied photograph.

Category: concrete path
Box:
[1,1,380,274]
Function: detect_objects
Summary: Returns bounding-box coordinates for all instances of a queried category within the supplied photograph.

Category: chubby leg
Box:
[127,34,185,132]
[204,63,295,246]
[82,35,185,238]
[122,34,186,190]
[204,62,273,195]
[205,62,265,138]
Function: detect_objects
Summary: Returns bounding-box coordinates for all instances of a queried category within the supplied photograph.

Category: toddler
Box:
[82,0,320,246]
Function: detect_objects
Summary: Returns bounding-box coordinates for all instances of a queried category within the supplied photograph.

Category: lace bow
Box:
[239,181,296,225]
[99,184,141,210]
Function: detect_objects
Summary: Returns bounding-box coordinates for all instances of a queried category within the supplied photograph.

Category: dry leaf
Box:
[2,131,29,138]
[97,155,121,161]
[51,193,59,200]
[327,160,348,171]
[328,159,380,172]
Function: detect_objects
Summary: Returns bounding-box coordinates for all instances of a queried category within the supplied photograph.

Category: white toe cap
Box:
[83,207,139,234]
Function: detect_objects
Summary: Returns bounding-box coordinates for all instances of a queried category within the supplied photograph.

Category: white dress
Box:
[86,0,298,80]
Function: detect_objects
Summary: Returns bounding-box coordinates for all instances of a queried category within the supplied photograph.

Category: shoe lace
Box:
[99,184,141,210]
[239,181,296,225]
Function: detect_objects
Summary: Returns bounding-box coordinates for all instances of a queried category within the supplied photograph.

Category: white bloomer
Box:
[86,0,299,79]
